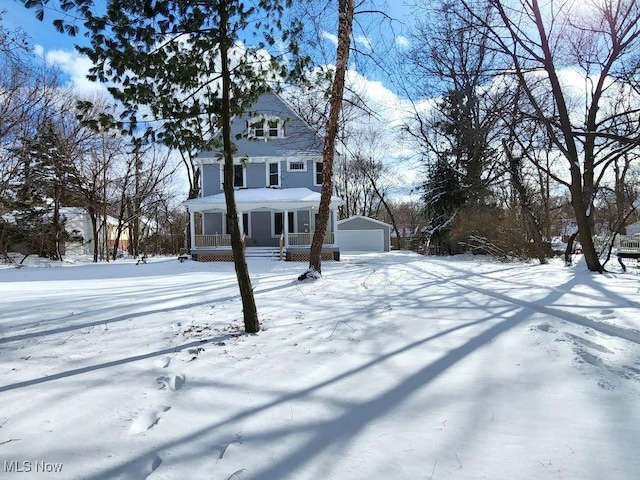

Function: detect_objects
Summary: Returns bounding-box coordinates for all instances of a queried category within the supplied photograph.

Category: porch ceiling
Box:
[183,187,344,213]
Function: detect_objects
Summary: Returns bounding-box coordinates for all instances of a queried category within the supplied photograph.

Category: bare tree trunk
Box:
[364,170,402,248]
[53,183,63,261]
[502,140,550,264]
[88,207,99,262]
[303,0,354,278]
[220,1,259,333]
[185,167,200,252]
[565,231,578,267]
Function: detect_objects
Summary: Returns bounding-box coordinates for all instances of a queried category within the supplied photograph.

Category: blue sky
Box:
[4,0,84,51]
[3,0,413,93]
[4,1,413,48]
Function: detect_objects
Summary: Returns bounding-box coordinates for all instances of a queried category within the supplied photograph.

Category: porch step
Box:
[245,247,281,258]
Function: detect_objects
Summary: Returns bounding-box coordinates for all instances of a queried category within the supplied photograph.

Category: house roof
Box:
[337,215,392,228]
[197,92,327,161]
[183,187,343,212]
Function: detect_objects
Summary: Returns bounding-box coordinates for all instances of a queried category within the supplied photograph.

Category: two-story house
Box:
[183,93,343,261]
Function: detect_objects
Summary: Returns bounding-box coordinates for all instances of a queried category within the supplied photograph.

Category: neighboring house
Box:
[183,93,343,261]
[625,220,640,236]
[60,207,131,256]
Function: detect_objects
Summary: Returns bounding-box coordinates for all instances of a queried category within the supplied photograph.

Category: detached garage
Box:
[337,216,392,252]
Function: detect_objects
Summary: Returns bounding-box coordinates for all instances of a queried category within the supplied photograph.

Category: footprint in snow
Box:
[156,374,185,391]
[599,309,616,320]
[565,332,613,354]
[597,378,615,390]
[532,323,555,333]
[148,455,162,477]
[155,356,171,369]
[574,349,605,367]
[110,452,163,479]
[129,406,171,434]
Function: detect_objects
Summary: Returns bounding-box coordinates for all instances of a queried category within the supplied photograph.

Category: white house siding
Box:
[60,208,93,255]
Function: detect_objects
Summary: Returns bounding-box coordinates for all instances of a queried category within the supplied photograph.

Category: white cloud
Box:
[340,69,424,192]
[321,31,338,46]
[395,36,410,48]
[36,46,107,94]
[355,35,372,51]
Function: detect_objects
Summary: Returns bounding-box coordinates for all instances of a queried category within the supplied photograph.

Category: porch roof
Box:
[183,187,344,212]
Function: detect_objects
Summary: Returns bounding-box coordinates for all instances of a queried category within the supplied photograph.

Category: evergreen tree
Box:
[423,158,466,254]
[10,120,82,259]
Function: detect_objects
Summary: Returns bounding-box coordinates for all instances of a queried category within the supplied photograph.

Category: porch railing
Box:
[288,232,334,246]
[195,234,231,248]
[194,232,334,248]
[594,235,640,253]
[618,235,640,253]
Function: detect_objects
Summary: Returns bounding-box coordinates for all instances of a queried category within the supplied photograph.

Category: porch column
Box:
[190,209,196,250]
[283,209,290,247]
[332,208,338,245]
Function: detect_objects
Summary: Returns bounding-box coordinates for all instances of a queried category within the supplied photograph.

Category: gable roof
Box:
[198,92,325,160]
[337,215,392,228]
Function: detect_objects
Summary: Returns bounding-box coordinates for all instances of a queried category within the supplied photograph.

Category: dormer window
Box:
[268,119,279,137]
[247,115,285,139]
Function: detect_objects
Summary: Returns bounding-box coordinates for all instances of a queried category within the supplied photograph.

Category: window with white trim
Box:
[274,212,284,237]
[225,212,251,237]
[268,119,279,137]
[267,162,280,187]
[273,211,295,236]
[247,115,285,139]
[243,213,250,237]
[234,164,245,188]
[314,161,323,186]
[220,163,246,189]
[287,160,307,172]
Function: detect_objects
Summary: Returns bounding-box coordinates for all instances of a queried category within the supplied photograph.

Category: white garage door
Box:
[337,229,384,252]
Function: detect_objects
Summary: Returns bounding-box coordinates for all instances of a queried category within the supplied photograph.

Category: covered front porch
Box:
[183,187,343,261]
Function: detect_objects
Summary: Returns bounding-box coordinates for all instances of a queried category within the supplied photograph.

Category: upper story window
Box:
[234,164,245,188]
[288,160,307,172]
[267,162,280,187]
[247,115,286,140]
[268,120,279,137]
[314,161,323,186]
[220,164,247,189]
[219,164,246,189]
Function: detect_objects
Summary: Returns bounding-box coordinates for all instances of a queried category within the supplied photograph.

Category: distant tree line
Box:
[403,0,640,270]
[0,16,187,263]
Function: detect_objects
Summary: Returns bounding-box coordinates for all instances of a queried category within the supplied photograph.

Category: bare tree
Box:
[77,101,127,262]
[404,1,510,253]
[301,0,355,279]
[460,0,640,271]
[0,18,62,209]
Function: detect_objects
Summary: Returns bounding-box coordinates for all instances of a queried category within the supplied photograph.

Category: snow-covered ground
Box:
[1,252,639,479]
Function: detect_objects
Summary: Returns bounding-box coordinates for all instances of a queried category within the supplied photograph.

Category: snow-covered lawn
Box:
[1,252,639,479]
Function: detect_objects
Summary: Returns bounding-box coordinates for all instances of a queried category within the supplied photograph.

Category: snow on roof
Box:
[337,215,392,228]
[183,187,343,210]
